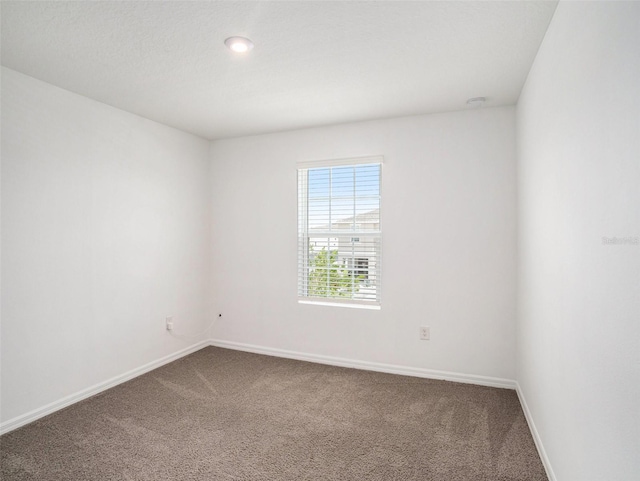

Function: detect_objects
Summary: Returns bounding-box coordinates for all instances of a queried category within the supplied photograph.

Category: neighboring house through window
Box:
[297,156,382,307]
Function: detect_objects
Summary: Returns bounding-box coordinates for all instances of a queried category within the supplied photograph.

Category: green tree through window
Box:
[308,247,363,298]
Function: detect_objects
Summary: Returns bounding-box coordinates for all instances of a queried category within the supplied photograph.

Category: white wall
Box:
[210,106,517,380]
[517,2,640,480]
[1,68,212,424]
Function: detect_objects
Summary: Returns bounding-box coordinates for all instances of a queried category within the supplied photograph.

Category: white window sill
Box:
[298,299,381,310]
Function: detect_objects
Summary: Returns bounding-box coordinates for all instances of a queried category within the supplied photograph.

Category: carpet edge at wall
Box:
[2,338,525,438]
[208,339,517,389]
[0,340,210,435]
[516,382,557,481]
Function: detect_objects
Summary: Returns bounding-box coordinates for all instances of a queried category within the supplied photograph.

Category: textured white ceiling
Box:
[1,1,557,140]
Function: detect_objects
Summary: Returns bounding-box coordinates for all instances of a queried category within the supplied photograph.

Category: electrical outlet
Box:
[420,326,430,340]
[166,316,173,331]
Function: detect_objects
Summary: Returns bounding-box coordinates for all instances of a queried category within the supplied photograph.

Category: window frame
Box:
[297,155,383,309]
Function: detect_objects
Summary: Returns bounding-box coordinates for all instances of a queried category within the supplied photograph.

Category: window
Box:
[297,156,382,306]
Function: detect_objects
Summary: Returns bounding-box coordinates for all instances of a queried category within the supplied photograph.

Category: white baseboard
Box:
[0,338,518,436]
[0,340,209,435]
[516,382,557,481]
[208,339,517,390]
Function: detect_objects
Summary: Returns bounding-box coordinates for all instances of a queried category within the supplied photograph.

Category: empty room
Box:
[1,1,638,480]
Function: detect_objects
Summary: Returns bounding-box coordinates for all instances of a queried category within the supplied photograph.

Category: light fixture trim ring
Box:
[224,36,254,53]
[466,97,487,107]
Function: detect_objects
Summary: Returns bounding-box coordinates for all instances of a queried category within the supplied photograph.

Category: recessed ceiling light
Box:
[466,97,486,108]
[224,36,254,54]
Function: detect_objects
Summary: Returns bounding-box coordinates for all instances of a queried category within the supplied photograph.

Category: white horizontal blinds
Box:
[296,155,382,169]
[298,159,381,304]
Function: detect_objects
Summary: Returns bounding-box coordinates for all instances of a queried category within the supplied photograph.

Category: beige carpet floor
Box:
[1,346,547,480]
